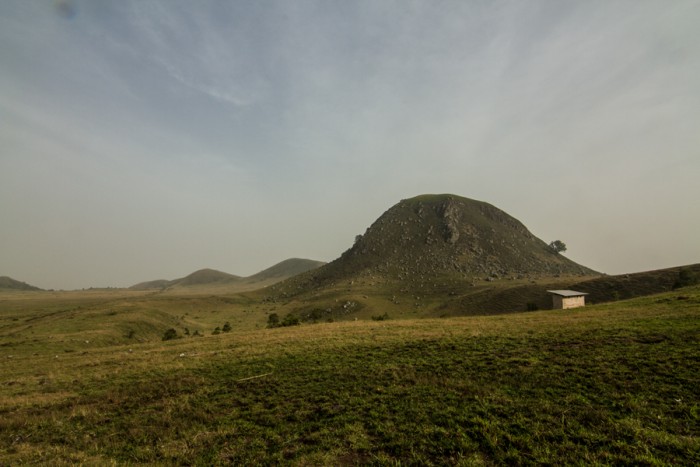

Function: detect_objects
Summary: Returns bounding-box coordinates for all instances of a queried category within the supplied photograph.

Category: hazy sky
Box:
[2,0,699,290]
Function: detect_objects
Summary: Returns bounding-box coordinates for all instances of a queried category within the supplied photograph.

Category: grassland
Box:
[1,286,699,465]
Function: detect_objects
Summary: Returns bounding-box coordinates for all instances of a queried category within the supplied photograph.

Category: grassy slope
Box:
[1,286,698,465]
[264,264,700,322]
[0,290,264,353]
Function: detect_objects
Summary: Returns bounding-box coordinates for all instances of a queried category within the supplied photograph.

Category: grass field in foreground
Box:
[1,287,699,465]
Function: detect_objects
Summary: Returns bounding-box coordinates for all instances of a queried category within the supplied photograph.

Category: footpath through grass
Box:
[1,288,699,465]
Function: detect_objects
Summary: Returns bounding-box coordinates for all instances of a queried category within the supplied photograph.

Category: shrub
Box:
[162,328,178,341]
[281,314,300,327]
[372,312,390,321]
[307,308,325,322]
[222,322,232,333]
[267,313,280,328]
[673,268,698,289]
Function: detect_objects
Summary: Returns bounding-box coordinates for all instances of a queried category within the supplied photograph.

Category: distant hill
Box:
[174,269,240,287]
[129,269,239,291]
[128,279,173,291]
[0,276,42,291]
[129,259,325,293]
[246,258,326,283]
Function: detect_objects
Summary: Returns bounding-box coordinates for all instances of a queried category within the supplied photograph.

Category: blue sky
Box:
[1,0,699,290]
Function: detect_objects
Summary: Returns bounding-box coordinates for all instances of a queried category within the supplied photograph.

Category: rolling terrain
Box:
[1,285,698,464]
[129,258,325,295]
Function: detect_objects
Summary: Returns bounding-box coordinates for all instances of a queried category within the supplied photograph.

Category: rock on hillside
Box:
[0,276,43,291]
[278,194,597,294]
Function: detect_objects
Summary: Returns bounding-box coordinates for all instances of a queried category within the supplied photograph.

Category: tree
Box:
[673,267,698,289]
[267,313,280,328]
[281,313,300,327]
[549,240,567,254]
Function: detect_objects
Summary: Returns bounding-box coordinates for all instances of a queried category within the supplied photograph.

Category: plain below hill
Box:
[0,276,42,291]
[129,258,325,294]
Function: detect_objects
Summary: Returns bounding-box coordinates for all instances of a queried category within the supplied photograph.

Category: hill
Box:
[128,269,239,291]
[128,279,175,291]
[265,194,599,319]
[281,194,595,290]
[129,258,325,294]
[173,268,240,287]
[247,258,326,283]
[572,263,700,303]
[0,276,42,291]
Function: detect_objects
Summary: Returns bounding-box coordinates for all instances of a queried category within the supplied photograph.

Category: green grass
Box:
[1,287,699,464]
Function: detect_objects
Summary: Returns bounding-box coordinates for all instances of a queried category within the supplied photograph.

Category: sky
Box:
[1,0,699,290]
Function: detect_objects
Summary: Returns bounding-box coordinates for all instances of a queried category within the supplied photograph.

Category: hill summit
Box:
[280,194,596,294]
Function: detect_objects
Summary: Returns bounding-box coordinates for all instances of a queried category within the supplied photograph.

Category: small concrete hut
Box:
[547,290,588,310]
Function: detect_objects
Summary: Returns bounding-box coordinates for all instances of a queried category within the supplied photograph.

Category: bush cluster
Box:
[372,312,390,321]
[267,313,300,328]
[673,268,698,289]
[212,322,232,335]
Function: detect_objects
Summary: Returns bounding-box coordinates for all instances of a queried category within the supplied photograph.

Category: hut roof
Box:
[547,290,588,297]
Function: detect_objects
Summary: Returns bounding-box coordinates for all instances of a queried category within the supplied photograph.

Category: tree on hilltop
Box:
[549,240,567,254]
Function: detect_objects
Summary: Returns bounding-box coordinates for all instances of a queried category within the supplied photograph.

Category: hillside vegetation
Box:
[1,286,698,464]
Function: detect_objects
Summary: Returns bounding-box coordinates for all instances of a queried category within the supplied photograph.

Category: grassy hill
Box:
[1,285,698,464]
[572,263,700,303]
[172,268,240,287]
[0,276,42,291]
